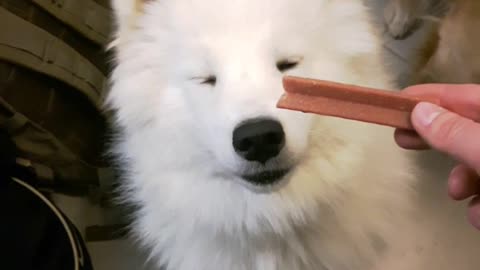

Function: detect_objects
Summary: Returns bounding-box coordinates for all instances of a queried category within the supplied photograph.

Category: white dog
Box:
[106,0,480,269]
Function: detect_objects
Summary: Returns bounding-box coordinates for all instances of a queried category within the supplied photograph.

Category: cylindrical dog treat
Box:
[277,76,438,129]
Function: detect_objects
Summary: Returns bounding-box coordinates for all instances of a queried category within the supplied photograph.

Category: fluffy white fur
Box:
[107,0,480,269]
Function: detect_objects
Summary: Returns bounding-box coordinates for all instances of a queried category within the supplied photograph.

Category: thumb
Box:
[411,102,480,172]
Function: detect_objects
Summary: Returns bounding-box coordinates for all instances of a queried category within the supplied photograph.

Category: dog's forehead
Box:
[139,0,376,68]
[147,0,331,34]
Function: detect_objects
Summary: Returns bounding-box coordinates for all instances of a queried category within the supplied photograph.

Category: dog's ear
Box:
[109,0,148,48]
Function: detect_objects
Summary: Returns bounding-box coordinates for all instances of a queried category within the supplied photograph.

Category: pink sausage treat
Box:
[277,76,437,130]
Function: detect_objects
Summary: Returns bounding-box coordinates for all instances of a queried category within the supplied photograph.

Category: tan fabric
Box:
[33,0,112,46]
[0,7,106,108]
[0,3,113,195]
[0,98,100,187]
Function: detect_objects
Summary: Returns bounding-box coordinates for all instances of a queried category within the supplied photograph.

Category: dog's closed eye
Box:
[276,57,303,72]
[193,75,217,86]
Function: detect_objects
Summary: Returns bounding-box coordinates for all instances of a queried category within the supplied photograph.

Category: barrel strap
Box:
[33,0,112,46]
[0,7,106,108]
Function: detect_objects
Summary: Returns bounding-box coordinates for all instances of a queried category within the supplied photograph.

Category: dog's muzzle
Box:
[232,118,290,185]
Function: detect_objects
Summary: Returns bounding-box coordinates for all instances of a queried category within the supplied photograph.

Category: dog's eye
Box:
[276,58,301,72]
[202,75,217,85]
[193,75,217,86]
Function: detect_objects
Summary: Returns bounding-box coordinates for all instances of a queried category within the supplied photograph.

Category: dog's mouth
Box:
[241,168,291,186]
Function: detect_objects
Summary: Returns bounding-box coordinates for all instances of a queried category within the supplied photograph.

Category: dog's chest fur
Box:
[152,222,381,270]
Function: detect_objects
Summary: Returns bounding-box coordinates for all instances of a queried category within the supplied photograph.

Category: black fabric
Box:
[0,128,16,182]
[0,129,94,270]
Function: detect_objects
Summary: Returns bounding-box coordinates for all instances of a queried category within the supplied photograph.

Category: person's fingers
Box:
[402,84,480,231]
[448,164,480,201]
[394,129,429,150]
[401,84,480,122]
[468,196,480,230]
[411,102,480,172]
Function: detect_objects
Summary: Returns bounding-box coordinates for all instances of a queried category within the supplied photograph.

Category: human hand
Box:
[394,84,480,230]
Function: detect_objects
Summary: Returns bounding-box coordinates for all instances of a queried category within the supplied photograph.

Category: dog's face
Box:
[109,0,387,192]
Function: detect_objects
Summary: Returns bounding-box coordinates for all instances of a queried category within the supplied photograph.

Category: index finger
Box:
[401,84,480,122]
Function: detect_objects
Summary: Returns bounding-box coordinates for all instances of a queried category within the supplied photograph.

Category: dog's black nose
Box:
[232,119,285,164]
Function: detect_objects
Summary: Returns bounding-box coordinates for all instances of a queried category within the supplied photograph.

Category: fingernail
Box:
[413,102,445,127]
